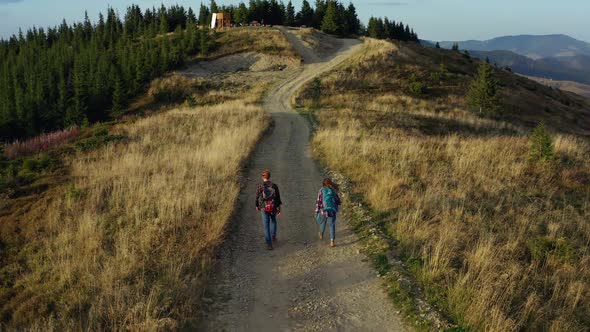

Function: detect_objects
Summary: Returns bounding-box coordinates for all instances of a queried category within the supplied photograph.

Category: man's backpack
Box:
[259,182,276,213]
[321,187,337,213]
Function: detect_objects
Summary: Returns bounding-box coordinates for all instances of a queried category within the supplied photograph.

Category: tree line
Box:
[0,5,210,142]
[0,1,421,142]
[366,17,419,42]
[200,0,361,37]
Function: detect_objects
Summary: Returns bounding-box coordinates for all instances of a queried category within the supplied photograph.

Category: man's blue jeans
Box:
[319,214,337,241]
[261,211,277,245]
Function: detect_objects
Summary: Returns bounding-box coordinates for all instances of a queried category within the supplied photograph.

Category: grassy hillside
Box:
[526,75,590,98]
[298,38,590,331]
[0,27,297,330]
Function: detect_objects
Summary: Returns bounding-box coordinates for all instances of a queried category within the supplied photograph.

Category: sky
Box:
[0,0,589,42]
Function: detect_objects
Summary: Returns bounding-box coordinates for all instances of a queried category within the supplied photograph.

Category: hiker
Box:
[256,169,282,250]
[315,178,341,248]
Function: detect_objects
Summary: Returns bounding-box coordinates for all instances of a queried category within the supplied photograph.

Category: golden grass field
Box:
[3,100,268,331]
[3,99,267,331]
[0,27,301,330]
[301,38,590,331]
[0,31,296,331]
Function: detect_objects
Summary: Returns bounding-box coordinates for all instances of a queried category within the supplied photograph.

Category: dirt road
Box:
[199,29,406,332]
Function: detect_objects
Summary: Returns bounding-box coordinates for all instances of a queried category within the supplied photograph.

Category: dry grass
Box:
[0,97,268,330]
[213,27,300,59]
[305,38,590,331]
[526,75,590,98]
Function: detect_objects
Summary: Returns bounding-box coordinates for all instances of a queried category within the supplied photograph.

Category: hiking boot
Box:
[319,232,323,240]
[266,244,273,250]
[272,235,277,242]
[330,240,335,248]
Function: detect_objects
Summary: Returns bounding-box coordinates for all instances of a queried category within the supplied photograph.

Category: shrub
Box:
[527,237,574,263]
[310,78,322,108]
[3,127,79,159]
[149,75,194,104]
[185,95,198,107]
[75,127,124,152]
[529,122,555,162]
[408,74,426,96]
[430,64,450,83]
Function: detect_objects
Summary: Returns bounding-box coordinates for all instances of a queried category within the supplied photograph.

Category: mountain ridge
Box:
[437,34,590,59]
[469,49,590,85]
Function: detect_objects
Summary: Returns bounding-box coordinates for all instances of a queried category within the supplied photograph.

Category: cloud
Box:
[0,0,24,4]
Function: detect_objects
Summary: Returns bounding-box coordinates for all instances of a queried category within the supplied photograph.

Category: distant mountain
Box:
[438,34,590,59]
[469,50,590,85]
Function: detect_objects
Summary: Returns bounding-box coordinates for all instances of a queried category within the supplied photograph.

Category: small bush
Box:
[408,74,426,96]
[185,95,198,107]
[149,75,195,104]
[310,78,322,108]
[527,237,574,263]
[75,128,124,152]
[262,45,282,55]
[529,122,555,162]
[430,64,450,83]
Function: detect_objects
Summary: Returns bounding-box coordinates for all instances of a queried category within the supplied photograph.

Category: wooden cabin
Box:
[211,13,231,29]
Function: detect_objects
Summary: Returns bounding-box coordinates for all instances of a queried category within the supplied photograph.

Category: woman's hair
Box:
[261,169,271,179]
[322,178,339,190]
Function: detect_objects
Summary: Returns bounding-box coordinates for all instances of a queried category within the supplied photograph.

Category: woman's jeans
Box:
[319,214,337,241]
[261,211,277,245]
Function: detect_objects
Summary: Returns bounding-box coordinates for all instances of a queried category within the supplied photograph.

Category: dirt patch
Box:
[293,28,340,59]
[181,52,300,77]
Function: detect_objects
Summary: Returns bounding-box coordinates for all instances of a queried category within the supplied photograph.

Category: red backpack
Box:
[259,182,276,213]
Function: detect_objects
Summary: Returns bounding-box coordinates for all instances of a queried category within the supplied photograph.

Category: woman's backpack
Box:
[321,187,337,213]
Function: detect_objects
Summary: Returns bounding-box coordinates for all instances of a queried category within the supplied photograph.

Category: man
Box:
[255,169,282,250]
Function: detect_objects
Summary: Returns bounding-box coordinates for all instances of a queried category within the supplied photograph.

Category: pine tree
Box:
[285,1,296,26]
[313,0,327,29]
[200,29,209,55]
[383,17,391,39]
[187,8,197,25]
[210,0,219,13]
[159,10,169,34]
[435,42,440,48]
[298,0,314,26]
[467,61,502,116]
[321,1,340,35]
[185,16,199,53]
[198,3,210,26]
[344,2,360,36]
[111,69,125,116]
[235,3,249,25]
[367,17,383,39]
[66,60,89,126]
[529,122,555,162]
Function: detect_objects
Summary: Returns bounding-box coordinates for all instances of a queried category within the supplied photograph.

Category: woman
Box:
[315,178,341,248]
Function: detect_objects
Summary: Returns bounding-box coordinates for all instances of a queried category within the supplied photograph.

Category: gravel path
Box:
[199,28,406,332]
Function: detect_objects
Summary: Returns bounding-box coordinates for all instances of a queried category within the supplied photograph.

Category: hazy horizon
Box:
[0,0,589,43]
